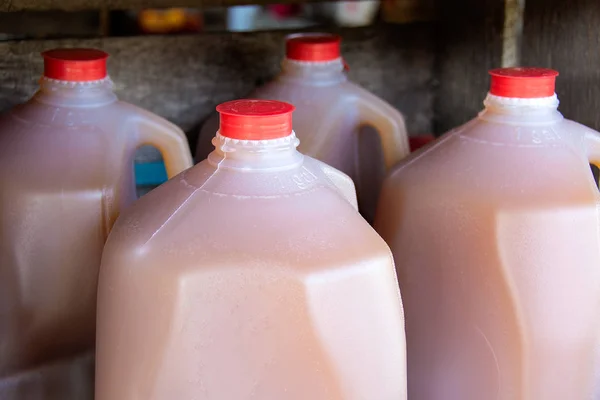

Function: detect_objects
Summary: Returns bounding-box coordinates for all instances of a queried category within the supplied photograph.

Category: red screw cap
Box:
[217,99,295,140]
[42,48,109,82]
[286,33,341,62]
[489,67,559,98]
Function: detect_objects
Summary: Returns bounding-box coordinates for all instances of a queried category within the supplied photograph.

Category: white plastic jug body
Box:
[376,72,600,400]
[0,66,192,381]
[97,100,406,400]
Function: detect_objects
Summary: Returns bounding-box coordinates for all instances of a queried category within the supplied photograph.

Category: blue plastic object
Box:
[135,161,168,186]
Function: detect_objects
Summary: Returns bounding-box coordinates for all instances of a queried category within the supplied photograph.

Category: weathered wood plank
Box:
[434,0,506,134]
[0,24,435,160]
[0,0,296,11]
[522,0,600,131]
[0,11,100,39]
[382,0,437,24]
[502,0,524,67]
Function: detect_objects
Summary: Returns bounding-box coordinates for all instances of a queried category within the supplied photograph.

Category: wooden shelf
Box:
[0,0,305,12]
[0,0,435,13]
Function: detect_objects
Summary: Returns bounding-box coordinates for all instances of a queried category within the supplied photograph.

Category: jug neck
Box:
[208,132,304,171]
[479,93,564,124]
[278,58,347,86]
[33,77,118,107]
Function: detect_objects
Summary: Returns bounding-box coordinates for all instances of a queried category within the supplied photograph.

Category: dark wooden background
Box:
[434,0,505,133]
[523,0,600,131]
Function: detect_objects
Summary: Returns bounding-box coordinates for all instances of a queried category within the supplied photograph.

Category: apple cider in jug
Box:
[97,99,406,400]
[376,68,600,400]
[0,48,192,395]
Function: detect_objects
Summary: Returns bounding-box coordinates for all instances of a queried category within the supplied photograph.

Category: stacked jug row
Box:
[0,33,598,400]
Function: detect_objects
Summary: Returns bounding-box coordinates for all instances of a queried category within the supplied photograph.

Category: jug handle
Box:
[583,129,600,191]
[354,95,410,171]
[130,108,194,178]
[585,129,600,163]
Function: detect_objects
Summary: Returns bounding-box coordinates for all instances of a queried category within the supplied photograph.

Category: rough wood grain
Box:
[0,24,435,161]
[0,0,309,11]
[0,11,100,39]
[502,0,524,67]
[434,0,506,134]
[382,0,437,24]
[522,0,600,131]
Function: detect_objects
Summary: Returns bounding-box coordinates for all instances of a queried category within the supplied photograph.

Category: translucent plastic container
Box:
[375,68,600,399]
[197,33,409,223]
[0,49,192,390]
[97,99,406,400]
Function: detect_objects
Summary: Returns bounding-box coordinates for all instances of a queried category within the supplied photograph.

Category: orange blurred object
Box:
[139,8,203,33]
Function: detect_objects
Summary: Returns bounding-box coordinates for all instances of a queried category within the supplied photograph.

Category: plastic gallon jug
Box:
[96,99,406,400]
[375,68,600,400]
[197,33,410,223]
[0,49,192,389]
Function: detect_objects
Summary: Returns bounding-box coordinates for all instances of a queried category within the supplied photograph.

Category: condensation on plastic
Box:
[375,93,600,399]
[96,131,407,400]
[197,57,410,223]
[0,76,193,395]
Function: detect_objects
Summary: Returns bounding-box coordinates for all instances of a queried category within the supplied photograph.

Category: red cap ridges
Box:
[42,48,109,82]
[489,67,559,98]
[217,100,295,140]
[286,33,341,62]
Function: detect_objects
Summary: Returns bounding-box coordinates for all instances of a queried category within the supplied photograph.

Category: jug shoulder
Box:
[114,100,168,122]
[558,118,600,145]
[382,132,600,209]
[104,161,388,274]
[307,156,358,209]
[341,80,385,101]
[3,98,130,130]
[0,99,136,178]
[441,114,598,149]
[389,115,597,171]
